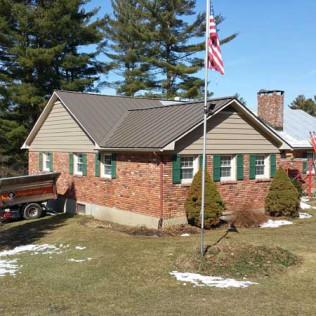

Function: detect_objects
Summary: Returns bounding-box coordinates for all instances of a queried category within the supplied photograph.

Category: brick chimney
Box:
[257,89,285,130]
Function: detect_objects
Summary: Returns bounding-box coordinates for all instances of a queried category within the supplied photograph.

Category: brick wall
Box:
[162,154,279,216]
[29,151,162,218]
[279,158,316,191]
[29,151,279,222]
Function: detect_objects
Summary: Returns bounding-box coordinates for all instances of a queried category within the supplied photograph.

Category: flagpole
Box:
[200,0,211,256]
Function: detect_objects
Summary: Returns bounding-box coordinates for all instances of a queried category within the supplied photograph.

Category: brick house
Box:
[256,89,316,189]
[23,90,290,228]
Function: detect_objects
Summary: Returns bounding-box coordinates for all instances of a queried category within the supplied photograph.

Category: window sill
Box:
[255,178,271,183]
[220,180,238,185]
[179,180,192,187]
[73,174,84,178]
[100,177,112,181]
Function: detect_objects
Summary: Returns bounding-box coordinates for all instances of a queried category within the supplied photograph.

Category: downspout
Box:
[154,153,164,229]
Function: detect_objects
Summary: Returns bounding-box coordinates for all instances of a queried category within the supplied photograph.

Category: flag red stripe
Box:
[207,14,224,75]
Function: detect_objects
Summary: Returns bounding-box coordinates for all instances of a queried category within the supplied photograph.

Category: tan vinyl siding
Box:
[29,101,95,152]
[176,110,280,154]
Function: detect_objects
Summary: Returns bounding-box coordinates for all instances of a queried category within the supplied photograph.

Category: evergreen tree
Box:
[290,95,316,116]
[185,169,225,228]
[0,0,104,173]
[104,0,237,98]
[103,0,155,96]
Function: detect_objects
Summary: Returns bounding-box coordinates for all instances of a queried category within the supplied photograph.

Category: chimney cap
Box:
[258,89,284,96]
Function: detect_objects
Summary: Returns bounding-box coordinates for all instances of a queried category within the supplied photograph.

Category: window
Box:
[255,155,270,179]
[76,203,86,215]
[220,155,236,181]
[43,153,51,172]
[101,154,112,178]
[74,153,84,176]
[180,156,198,184]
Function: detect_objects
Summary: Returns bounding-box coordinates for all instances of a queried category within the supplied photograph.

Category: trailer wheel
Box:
[23,203,43,220]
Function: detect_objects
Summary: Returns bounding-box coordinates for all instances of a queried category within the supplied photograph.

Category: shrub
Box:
[233,208,268,228]
[265,168,300,217]
[185,169,225,228]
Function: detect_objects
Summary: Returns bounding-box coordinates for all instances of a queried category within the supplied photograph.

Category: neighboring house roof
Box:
[276,107,316,149]
[252,106,316,150]
[23,90,291,151]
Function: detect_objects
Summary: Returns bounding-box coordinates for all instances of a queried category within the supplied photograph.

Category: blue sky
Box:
[86,0,316,110]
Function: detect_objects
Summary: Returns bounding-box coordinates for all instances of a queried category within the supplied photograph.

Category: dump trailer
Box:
[0,172,60,221]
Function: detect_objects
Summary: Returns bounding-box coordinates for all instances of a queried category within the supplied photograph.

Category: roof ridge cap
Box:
[54,90,175,102]
[127,97,235,112]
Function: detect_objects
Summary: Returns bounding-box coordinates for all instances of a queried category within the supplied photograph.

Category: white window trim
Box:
[100,153,112,179]
[181,155,199,185]
[42,153,51,172]
[74,153,83,176]
[255,155,270,179]
[220,155,237,182]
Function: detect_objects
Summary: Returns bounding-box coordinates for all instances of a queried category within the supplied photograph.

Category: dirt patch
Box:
[79,217,199,237]
[176,237,300,279]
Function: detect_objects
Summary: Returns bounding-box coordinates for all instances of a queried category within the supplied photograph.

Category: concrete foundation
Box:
[47,196,187,229]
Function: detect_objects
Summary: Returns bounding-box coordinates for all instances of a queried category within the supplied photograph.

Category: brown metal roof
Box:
[55,90,163,144]
[101,98,234,149]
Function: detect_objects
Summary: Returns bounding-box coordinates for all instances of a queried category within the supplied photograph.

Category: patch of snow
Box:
[180,233,190,237]
[0,244,64,278]
[170,271,257,288]
[260,219,293,228]
[0,244,61,257]
[299,212,312,219]
[300,201,316,210]
[75,246,86,250]
[301,197,310,203]
[68,258,92,263]
[0,259,19,277]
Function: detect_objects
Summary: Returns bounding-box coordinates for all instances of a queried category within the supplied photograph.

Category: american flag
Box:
[208,14,224,75]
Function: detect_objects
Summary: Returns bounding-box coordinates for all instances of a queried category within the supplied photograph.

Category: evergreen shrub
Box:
[265,168,300,217]
[185,170,225,228]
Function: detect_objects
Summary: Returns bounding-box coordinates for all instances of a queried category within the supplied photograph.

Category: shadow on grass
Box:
[0,213,74,250]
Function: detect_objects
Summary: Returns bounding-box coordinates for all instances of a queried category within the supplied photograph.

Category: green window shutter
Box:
[199,154,207,171]
[249,154,256,180]
[270,154,276,177]
[95,153,100,177]
[69,153,74,175]
[82,153,87,176]
[303,160,308,174]
[49,152,53,172]
[236,154,244,180]
[172,154,181,184]
[213,155,221,182]
[111,153,117,179]
[39,152,43,171]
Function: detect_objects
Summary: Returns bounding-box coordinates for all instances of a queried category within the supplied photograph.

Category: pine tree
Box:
[0,0,104,173]
[103,0,155,96]
[104,0,236,98]
[185,169,225,228]
[290,95,316,116]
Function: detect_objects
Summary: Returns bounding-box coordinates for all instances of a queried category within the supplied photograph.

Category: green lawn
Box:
[1,211,316,316]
